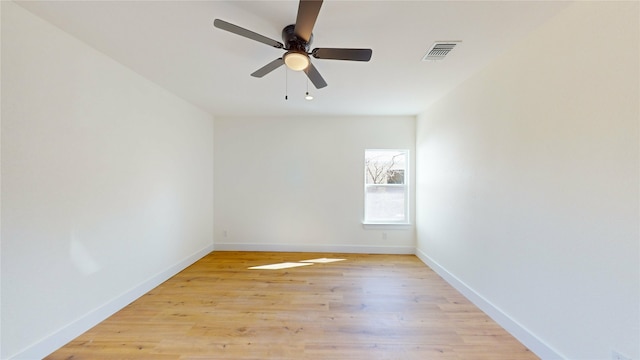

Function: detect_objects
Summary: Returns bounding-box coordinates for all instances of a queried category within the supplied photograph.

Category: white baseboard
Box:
[15,245,558,359]
[414,248,565,360]
[214,242,415,255]
[12,244,214,360]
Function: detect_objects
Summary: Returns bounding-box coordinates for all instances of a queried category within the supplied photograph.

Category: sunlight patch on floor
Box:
[248,258,346,270]
[300,258,346,263]
[248,262,314,270]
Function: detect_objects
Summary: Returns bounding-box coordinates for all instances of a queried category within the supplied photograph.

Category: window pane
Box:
[365,150,406,184]
[365,185,406,222]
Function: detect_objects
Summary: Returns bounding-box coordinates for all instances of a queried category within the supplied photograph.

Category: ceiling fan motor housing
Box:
[282,24,312,52]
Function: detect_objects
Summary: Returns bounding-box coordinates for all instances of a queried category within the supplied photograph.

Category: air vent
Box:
[422,41,460,61]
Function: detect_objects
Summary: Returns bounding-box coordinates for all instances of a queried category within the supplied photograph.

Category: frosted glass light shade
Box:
[284,52,310,71]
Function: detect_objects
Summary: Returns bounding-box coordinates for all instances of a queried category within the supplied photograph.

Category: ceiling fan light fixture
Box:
[284,51,310,71]
[214,0,372,89]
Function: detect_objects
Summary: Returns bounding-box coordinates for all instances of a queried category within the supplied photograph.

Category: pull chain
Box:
[305,78,313,100]
[285,67,288,100]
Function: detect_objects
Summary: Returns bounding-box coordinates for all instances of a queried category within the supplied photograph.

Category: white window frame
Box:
[363,149,410,225]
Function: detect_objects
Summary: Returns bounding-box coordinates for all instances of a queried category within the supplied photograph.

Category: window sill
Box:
[362,223,412,230]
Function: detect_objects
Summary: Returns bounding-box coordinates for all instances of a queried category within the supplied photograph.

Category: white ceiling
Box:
[16,0,571,117]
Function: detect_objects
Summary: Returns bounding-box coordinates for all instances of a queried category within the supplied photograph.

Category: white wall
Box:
[214,115,415,254]
[416,2,639,359]
[1,2,214,358]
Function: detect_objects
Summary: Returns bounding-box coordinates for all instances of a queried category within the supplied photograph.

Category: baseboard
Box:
[415,248,565,360]
[213,242,415,255]
[15,245,557,359]
[11,244,214,360]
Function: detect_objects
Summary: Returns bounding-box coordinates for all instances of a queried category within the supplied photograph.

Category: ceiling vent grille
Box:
[422,41,460,61]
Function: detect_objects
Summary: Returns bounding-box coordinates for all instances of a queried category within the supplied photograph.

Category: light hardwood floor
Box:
[46,251,538,359]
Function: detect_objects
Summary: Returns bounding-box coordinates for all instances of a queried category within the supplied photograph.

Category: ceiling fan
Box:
[213,0,372,89]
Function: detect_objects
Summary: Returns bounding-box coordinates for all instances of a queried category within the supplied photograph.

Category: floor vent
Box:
[422,41,460,61]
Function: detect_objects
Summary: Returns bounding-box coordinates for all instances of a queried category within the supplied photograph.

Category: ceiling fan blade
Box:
[294,0,323,43]
[214,19,284,49]
[251,58,285,78]
[303,62,327,89]
[312,48,372,61]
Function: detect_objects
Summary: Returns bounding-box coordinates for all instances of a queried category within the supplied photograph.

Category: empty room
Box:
[1,1,638,359]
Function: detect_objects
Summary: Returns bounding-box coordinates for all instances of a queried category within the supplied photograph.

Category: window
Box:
[364,149,409,224]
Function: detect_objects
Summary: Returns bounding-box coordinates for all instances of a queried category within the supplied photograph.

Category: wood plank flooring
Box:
[46,251,538,360]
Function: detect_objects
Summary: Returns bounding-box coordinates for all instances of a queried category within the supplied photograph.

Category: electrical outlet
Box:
[223,230,228,238]
[612,350,631,360]
[382,232,387,240]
